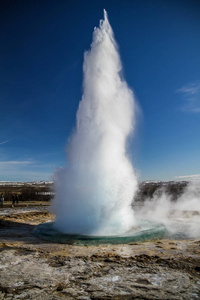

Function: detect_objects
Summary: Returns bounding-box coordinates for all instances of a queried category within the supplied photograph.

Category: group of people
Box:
[0,193,20,208]
[12,193,19,205]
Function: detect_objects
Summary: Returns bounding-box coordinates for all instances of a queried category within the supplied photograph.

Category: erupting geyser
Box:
[53,10,138,236]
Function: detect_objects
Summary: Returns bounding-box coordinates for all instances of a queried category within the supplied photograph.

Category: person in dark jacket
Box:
[12,194,16,205]
[0,193,4,207]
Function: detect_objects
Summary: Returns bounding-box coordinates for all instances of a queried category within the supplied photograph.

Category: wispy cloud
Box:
[177,81,200,113]
[0,140,10,145]
[175,174,200,181]
[0,160,53,182]
[0,160,33,166]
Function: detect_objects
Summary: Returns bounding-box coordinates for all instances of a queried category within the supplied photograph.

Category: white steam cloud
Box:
[53,10,137,235]
[136,181,200,239]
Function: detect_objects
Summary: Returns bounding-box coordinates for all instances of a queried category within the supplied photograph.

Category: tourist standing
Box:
[12,194,16,205]
[0,193,4,207]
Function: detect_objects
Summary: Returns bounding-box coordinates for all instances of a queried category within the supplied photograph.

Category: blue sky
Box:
[0,0,200,182]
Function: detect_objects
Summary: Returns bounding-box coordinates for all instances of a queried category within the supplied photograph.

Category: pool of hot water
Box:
[33,220,168,245]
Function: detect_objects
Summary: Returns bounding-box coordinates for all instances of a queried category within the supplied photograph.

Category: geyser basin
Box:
[33,221,168,246]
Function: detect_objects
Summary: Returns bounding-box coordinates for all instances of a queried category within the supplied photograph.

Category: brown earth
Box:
[0,206,200,299]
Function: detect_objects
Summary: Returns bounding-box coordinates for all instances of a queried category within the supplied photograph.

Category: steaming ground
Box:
[135,181,200,239]
[53,10,137,236]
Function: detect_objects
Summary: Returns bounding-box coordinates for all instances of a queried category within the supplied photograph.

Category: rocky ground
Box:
[0,206,200,299]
